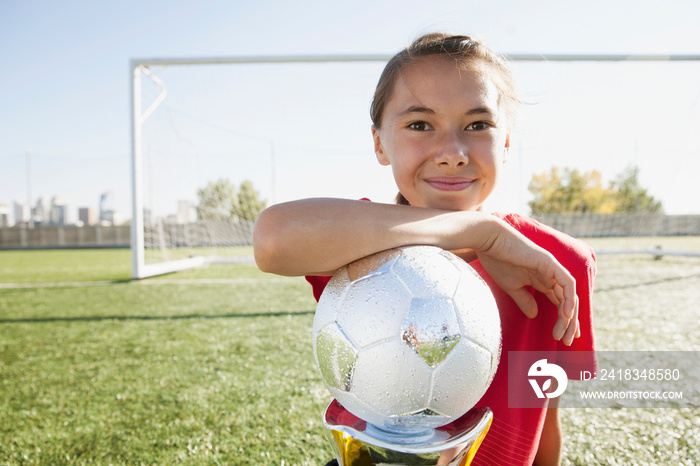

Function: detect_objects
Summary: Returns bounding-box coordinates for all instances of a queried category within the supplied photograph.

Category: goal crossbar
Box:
[131,53,700,68]
[129,53,700,279]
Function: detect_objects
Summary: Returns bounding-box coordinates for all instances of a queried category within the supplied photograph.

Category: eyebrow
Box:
[398,105,496,118]
[466,107,496,116]
[398,105,435,117]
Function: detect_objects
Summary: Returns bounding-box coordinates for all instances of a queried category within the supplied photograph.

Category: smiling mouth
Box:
[425,177,475,191]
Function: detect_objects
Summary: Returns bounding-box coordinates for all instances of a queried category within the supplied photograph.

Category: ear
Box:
[372,126,390,166]
[502,132,511,164]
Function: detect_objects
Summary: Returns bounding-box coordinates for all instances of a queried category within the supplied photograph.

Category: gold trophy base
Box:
[323,400,492,466]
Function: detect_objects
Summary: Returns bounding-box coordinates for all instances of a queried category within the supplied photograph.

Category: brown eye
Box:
[466,121,492,131]
[409,121,431,131]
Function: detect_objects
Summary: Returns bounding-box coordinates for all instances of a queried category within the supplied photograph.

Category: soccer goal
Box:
[129,55,394,278]
[130,53,700,279]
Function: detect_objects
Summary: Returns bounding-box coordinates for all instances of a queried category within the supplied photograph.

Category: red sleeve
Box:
[306,275,332,302]
[497,213,598,377]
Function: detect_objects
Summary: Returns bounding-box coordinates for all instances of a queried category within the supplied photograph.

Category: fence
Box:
[533,214,700,238]
[0,225,131,249]
[1,215,699,249]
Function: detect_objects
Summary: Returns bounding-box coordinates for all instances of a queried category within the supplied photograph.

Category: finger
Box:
[552,313,569,341]
[530,272,566,310]
[551,291,575,341]
[543,288,560,307]
[576,318,581,338]
[553,268,576,319]
[552,282,565,307]
[562,296,580,345]
[509,288,538,319]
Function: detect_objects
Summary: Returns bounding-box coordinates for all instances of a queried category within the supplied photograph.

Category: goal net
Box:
[130,54,700,278]
[130,56,393,278]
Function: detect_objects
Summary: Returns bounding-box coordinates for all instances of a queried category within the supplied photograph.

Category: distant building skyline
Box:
[0,204,9,228]
[49,195,67,225]
[78,207,97,226]
[13,201,29,224]
[0,191,125,228]
[0,193,201,228]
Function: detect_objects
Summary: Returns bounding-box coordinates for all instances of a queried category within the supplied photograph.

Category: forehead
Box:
[388,56,501,115]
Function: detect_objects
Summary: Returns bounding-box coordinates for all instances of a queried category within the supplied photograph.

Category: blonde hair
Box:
[370,33,521,205]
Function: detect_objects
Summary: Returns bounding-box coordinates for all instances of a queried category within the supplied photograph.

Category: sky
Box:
[1,0,699,223]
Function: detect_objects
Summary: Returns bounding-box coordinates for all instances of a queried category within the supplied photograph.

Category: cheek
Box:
[481,139,507,168]
[391,162,412,187]
[389,160,420,199]
[388,140,421,169]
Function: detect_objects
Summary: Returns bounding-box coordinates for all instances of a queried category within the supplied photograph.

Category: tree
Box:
[528,165,662,215]
[196,178,267,221]
[610,165,663,214]
[528,167,617,214]
[236,180,267,221]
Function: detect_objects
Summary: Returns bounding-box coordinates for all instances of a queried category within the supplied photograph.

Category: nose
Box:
[434,132,468,168]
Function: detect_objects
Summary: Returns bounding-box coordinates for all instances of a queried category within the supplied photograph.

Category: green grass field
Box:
[1,241,699,465]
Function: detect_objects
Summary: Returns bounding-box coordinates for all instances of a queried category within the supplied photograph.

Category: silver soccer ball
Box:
[313,245,501,434]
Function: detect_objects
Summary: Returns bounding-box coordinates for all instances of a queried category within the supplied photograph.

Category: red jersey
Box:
[306,212,597,466]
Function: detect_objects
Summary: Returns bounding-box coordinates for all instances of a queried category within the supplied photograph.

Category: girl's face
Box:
[372,56,510,212]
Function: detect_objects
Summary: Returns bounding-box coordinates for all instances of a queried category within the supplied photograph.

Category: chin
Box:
[430,199,480,212]
[408,191,483,212]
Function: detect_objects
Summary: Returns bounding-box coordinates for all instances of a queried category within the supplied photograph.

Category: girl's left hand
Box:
[472,222,580,345]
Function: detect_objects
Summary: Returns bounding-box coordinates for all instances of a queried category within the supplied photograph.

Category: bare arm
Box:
[253,198,494,276]
[254,198,579,344]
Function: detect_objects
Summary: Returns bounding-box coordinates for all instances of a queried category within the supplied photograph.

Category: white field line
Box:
[595,248,700,257]
[0,277,297,289]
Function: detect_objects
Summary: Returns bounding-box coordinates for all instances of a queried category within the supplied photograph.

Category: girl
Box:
[254,33,596,466]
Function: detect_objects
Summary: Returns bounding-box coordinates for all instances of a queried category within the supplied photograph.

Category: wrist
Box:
[463,211,505,253]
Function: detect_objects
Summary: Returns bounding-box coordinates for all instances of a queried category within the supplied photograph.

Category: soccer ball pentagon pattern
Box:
[313,245,501,434]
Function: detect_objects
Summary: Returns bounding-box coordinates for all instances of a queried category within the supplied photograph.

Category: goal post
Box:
[129,53,700,279]
[129,54,392,279]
